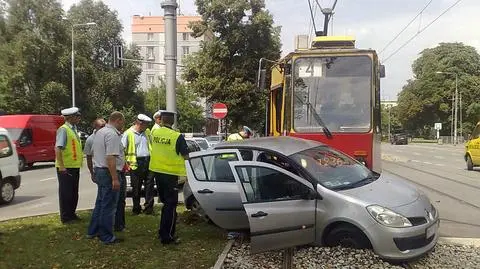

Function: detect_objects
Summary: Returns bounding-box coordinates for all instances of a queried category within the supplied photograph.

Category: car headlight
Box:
[367,205,412,228]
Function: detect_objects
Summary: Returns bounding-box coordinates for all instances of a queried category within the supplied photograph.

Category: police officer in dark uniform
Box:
[148,111,189,244]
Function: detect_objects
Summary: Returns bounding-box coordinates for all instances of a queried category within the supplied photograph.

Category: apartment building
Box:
[131,15,207,91]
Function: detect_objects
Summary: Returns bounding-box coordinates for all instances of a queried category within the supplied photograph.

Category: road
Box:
[0,162,185,221]
[1,144,479,239]
[382,142,480,238]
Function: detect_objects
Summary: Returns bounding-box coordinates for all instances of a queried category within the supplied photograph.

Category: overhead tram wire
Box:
[308,0,318,35]
[379,0,434,56]
[382,0,464,63]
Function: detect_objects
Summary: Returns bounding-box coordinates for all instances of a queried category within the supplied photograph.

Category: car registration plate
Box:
[426,221,438,239]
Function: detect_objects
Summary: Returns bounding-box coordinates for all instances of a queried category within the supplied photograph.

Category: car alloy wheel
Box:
[0,181,15,204]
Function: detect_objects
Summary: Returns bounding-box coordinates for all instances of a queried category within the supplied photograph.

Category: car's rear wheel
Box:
[0,180,15,204]
[191,198,210,223]
[324,224,371,249]
[466,155,474,171]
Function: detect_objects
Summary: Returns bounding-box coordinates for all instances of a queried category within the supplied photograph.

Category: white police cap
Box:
[61,107,81,116]
[156,110,176,117]
[137,114,152,122]
[153,110,165,119]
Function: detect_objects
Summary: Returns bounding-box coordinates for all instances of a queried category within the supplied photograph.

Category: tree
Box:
[144,81,205,133]
[381,105,402,138]
[396,43,480,137]
[183,0,281,132]
[0,0,68,113]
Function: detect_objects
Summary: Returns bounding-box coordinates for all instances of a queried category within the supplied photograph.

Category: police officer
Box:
[55,107,83,224]
[227,126,253,141]
[122,114,153,215]
[149,111,189,244]
[152,110,164,130]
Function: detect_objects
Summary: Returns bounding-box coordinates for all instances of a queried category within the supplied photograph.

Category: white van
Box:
[0,127,21,204]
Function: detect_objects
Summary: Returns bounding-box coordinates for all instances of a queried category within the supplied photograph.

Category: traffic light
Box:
[112,45,123,68]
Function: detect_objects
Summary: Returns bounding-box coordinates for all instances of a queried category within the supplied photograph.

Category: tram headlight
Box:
[354,151,368,166]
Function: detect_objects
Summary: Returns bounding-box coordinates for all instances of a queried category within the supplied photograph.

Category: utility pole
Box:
[460,93,463,142]
[388,105,391,140]
[454,73,458,145]
[162,0,178,125]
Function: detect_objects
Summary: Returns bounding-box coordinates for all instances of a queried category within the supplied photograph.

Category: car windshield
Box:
[194,139,209,150]
[293,56,373,133]
[5,128,23,140]
[290,146,373,190]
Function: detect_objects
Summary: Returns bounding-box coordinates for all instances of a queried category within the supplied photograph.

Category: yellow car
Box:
[465,121,480,171]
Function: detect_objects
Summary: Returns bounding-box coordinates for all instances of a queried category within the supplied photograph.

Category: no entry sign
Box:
[212,103,228,119]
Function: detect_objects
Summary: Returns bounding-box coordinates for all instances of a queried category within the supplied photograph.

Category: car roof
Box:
[213,136,324,156]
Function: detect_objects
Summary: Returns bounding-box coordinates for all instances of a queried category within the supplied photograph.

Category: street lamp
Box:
[435,71,458,145]
[71,22,97,107]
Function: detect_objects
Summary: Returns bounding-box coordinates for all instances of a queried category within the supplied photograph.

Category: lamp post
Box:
[436,71,458,145]
[71,22,96,107]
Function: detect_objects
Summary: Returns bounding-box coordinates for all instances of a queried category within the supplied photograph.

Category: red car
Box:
[0,115,64,170]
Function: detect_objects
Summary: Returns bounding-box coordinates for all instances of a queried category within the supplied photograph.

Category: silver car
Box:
[183,136,439,261]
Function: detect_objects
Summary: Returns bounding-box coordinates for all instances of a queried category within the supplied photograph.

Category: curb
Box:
[438,237,480,247]
[213,239,235,269]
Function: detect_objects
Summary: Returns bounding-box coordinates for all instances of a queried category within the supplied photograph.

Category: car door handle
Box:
[197,189,214,194]
[251,211,268,218]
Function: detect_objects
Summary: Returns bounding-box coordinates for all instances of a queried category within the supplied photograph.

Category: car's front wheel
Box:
[466,155,474,171]
[0,180,15,204]
[324,224,371,249]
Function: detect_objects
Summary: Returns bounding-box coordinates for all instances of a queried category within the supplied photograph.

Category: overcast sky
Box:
[61,0,480,100]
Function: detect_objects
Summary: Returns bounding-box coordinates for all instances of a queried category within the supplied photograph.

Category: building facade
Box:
[131,15,207,91]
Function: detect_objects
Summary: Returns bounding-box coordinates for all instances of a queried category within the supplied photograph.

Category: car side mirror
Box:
[380,64,386,78]
[302,188,320,200]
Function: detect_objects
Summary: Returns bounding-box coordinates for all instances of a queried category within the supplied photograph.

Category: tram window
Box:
[274,88,283,133]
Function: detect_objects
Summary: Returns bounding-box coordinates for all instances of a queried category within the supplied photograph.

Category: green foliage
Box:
[144,82,206,133]
[0,0,144,131]
[396,43,480,137]
[183,0,281,132]
[381,105,402,137]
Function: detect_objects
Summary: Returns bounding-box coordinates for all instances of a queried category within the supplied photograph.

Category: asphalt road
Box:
[382,142,480,238]
[0,162,185,221]
[2,144,479,240]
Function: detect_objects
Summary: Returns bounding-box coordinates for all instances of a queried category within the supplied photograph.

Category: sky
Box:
[61,0,480,101]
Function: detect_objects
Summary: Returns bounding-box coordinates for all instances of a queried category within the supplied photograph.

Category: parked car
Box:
[390,133,408,145]
[0,128,21,204]
[205,135,224,147]
[465,121,480,171]
[188,137,210,151]
[183,136,439,261]
[0,114,64,170]
[125,135,202,197]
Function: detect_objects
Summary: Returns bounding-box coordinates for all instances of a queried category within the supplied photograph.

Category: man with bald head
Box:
[84,118,106,182]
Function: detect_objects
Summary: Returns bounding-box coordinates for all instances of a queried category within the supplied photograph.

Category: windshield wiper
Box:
[332,175,376,190]
[294,93,333,139]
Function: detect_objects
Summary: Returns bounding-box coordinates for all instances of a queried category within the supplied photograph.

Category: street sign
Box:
[434,123,442,130]
[212,103,228,119]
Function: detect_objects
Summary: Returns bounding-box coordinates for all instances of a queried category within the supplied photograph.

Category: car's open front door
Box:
[185,149,248,230]
[229,161,317,253]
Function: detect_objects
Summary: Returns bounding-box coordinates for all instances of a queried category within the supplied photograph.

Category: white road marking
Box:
[40,177,57,182]
[423,162,433,165]
[411,160,421,163]
[413,152,421,156]
[434,156,445,159]
[434,163,446,167]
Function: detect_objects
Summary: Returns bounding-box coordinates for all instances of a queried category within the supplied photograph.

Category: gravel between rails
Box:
[221,242,480,269]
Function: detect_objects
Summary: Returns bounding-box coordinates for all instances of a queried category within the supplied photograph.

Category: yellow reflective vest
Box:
[55,124,83,168]
[149,126,186,176]
[124,127,151,170]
